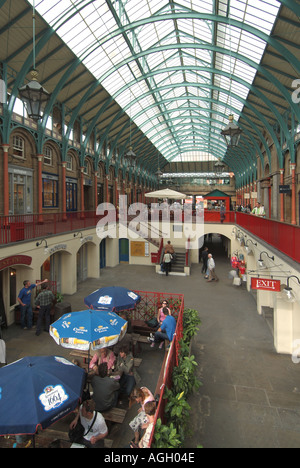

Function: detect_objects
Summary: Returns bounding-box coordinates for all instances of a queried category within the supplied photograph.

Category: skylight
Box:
[31,0,280,162]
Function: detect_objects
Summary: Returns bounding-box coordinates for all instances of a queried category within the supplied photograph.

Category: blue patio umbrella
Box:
[84,286,141,312]
[0,355,85,435]
[50,309,128,351]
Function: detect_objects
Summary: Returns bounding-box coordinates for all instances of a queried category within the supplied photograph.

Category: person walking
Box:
[17,278,48,330]
[163,251,172,276]
[34,283,54,336]
[201,246,209,275]
[207,254,219,282]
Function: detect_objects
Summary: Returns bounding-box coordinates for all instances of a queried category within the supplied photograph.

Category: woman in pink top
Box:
[156,300,171,326]
[129,387,155,444]
[89,348,116,374]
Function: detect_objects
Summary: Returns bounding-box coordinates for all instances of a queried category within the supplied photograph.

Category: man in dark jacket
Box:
[201,246,209,275]
[91,362,120,412]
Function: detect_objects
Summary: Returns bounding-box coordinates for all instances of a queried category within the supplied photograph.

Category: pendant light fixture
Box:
[18,0,51,121]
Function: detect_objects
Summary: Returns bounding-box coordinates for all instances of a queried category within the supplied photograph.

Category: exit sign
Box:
[251,278,281,292]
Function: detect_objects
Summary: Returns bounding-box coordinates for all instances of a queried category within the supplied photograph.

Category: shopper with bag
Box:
[69,399,108,448]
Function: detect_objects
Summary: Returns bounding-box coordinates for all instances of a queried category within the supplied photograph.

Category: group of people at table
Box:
[70,301,177,448]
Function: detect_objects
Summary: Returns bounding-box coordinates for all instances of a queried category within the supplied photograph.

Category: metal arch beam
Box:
[137,112,258,165]
[278,0,300,17]
[80,10,300,78]
[5,2,297,169]
[37,7,299,152]
[92,72,271,172]
[89,42,296,163]
[91,62,283,166]
[99,41,300,123]
[118,87,276,165]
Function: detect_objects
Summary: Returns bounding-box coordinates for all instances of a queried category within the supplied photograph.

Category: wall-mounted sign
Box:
[279,185,291,194]
[46,244,67,256]
[0,255,32,271]
[130,241,145,257]
[251,277,281,292]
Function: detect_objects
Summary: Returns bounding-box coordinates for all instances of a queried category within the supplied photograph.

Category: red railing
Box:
[131,290,184,447]
[204,210,236,223]
[1,210,299,265]
[236,212,300,264]
[0,211,104,245]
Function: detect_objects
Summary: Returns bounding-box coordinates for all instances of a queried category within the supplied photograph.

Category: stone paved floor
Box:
[2,235,300,448]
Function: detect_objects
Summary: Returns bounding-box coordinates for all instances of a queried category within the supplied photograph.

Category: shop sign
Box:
[251,278,281,292]
[0,255,32,271]
[279,185,291,194]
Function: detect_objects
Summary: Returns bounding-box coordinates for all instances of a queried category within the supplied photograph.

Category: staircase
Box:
[171,250,186,274]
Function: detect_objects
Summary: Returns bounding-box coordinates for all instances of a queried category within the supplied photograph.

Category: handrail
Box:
[1,211,299,265]
[236,212,300,264]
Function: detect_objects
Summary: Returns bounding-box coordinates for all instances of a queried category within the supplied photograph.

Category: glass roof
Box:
[31,0,281,163]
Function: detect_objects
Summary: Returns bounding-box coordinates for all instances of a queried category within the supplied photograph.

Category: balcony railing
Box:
[1,211,299,265]
[235,212,300,264]
[0,211,103,245]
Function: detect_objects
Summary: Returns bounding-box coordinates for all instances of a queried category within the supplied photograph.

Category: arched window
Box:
[13,135,25,159]
[44,145,53,166]
[67,153,73,171]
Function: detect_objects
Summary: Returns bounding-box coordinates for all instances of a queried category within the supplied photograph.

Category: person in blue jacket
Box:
[17,278,48,330]
[149,307,177,350]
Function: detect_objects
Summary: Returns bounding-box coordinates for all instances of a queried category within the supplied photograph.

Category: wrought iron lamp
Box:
[257,251,275,268]
[221,115,243,147]
[245,239,257,255]
[18,1,51,121]
[36,238,48,248]
[283,276,300,303]
[125,147,137,169]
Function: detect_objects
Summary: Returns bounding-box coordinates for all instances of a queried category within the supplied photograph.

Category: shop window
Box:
[43,178,58,208]
[12,135,25,159]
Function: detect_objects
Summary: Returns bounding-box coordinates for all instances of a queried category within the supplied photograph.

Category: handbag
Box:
[145,317,159,328]
[69,411,97,443]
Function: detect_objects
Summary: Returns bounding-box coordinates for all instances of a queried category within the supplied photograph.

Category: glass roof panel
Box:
[31,0,281,163]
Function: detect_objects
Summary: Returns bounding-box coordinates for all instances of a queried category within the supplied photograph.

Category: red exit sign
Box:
[251,278,281,292]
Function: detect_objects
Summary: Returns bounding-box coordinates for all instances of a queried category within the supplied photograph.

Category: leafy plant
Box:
[163,389,191,440]
[55,292,64,303]
[153,418,182,448]
[172,353,201,397]
[182,308,201,343]
[152,306,202,448]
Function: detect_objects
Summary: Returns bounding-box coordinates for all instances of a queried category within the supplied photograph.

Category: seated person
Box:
[149,312,177,349]
[130,401,157,448]
[69,399,108,448]
[89,347,115,374]
[157,303,171,327]
[91,362,120,413]
[129,387,155,445]
[113,346,141,398]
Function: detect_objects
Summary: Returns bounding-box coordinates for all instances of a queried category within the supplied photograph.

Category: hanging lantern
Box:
[214,161,225,174]
[124,147,137,169]
[221,114,243,147]
[18,70,51,121]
